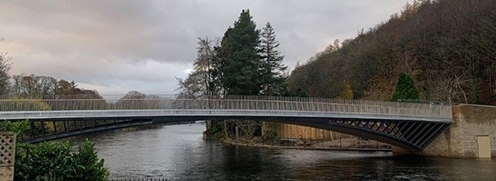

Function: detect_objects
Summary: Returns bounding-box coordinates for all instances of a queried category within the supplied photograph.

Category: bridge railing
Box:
[225,95,452,119]
[0,96,452,119]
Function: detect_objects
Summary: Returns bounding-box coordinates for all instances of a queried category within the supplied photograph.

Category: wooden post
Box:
[0,131,16,181]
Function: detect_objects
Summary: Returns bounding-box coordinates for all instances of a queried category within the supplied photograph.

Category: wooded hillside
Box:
[288,0,496,105]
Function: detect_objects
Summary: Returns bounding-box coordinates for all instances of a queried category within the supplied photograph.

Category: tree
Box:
[391,73,419,102]
[259,22,288,96]
[217,9,261,95]
[56,79,76,96]
[0,38,11,97]
[204,9,266,140]
[115,90,148,109]
[54,79,102,100]
[176,75,204,100]
[337,81,354,99]
[121,90,146,99]
[11,74,57,99]
[37,75,57,99]
[176,37,221,99]
[194,37,221,98]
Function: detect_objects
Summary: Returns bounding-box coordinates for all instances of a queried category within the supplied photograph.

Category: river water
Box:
[81,123,496,180]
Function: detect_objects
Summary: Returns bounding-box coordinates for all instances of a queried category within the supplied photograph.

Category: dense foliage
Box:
[15,141,109,181]
[0,120,109,181]
[288,0,496,105]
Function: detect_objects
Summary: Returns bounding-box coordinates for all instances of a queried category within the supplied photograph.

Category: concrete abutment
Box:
[393,104,496,158]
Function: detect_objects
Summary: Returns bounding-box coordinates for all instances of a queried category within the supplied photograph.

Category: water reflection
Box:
[75,123,495,180]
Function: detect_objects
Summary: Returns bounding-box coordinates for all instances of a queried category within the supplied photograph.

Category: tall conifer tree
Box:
[217,9,261,95]
[260,22,287,96]
[391,73,419,102]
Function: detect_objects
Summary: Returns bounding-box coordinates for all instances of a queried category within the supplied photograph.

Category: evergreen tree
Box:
[283,86,307,97]
[391,73,419,102]
[259,22,288,96]
[217,9,261,95]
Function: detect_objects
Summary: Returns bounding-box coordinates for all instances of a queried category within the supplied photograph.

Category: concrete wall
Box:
[394,104,496,158]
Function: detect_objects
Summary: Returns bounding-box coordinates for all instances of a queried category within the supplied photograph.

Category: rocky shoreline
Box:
[221,137,392,151]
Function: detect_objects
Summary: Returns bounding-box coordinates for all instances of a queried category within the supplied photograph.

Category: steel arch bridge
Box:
[0,96,453,151]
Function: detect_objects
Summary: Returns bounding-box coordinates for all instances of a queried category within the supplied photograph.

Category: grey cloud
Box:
[0,0,413,94]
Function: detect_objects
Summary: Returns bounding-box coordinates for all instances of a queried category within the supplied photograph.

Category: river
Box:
[79,123,496,180]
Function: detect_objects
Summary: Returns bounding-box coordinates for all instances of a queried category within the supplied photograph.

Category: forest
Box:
[288,0,496,105]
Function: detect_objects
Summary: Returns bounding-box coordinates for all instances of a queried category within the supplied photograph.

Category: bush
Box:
[14,140,109,181]
[72,140,109,181]
[1,120,109,181]
[15,142,74,181]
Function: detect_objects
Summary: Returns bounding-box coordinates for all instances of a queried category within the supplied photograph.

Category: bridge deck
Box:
[0,97,453,151]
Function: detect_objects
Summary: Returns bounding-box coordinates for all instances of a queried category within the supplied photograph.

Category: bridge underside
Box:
[16,116,452,151]
[269,119,451,151]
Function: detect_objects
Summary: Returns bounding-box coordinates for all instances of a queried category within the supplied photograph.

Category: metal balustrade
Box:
[0,96,452,119]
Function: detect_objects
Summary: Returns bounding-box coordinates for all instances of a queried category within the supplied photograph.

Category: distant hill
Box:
[288,0,496,105]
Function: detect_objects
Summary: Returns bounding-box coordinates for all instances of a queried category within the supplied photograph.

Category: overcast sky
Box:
[0,0,413,95]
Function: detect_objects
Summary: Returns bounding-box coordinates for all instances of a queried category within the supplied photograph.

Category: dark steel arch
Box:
[19,114,452,151]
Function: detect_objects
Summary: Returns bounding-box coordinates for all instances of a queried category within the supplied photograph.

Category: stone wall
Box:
[394,104,496,158]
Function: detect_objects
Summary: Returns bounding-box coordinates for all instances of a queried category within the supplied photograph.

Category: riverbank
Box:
[222,137,392,152]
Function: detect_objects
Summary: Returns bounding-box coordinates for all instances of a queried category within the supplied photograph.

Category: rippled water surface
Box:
[79,123,496,180]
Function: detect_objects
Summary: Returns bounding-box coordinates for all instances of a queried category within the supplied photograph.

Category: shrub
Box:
[1,120,109,181]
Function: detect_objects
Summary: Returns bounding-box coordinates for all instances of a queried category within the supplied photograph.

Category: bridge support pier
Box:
[393,104,496,158]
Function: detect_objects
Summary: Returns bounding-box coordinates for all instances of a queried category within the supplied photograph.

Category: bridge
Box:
[0,96,453,151]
